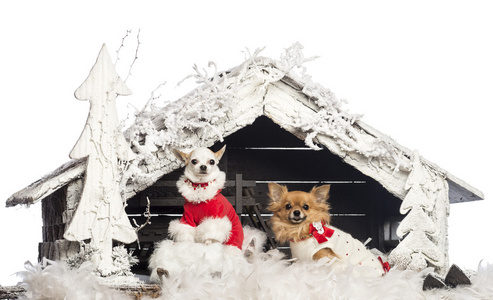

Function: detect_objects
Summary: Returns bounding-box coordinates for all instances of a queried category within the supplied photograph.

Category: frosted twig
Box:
[177,62,220,92]
[132,197,152,249]
[133,197,151,232]
[119,102,142,130]
[124,28,141,83]
[140,81,167,114]
[115,29,132,67]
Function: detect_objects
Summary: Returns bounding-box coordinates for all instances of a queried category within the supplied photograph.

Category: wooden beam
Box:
[0,286,26,299]
[142,196,255,207]
[235,174,243,215]
[152,180,256,187]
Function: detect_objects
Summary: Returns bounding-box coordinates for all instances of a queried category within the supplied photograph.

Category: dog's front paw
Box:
[244,237,256,259]
[157,268,170,283]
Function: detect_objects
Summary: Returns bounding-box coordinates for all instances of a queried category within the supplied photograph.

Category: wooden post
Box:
[235,174,243,215]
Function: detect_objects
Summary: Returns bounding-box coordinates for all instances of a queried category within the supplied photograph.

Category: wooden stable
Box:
[125,116,403,273]
[5,44,484,277]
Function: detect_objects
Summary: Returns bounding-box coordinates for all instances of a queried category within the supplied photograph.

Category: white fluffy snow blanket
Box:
[148,225,267,282]
[15,255,493,300]
[155,251,493,300]
[148,240,249,282]
[16,259,133,299]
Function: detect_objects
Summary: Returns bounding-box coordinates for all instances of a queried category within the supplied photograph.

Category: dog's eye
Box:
[303,204,309,210]
[285,204,292,210]
[191,159,198,165]
[209,159,215,165]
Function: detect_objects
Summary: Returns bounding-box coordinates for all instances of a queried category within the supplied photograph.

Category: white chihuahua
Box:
[148,146,266,282]
[168,146,244,249]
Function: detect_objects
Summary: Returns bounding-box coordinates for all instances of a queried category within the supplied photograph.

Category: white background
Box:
[1,1,491,285]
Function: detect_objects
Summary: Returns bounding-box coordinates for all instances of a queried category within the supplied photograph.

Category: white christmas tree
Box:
[389,150,444,271]
[63,44,137,275]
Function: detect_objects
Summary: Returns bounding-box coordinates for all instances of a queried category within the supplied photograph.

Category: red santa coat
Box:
[179,191,244,249]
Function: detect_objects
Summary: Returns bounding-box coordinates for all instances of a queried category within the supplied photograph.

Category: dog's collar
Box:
[184,178,216,190]
[289,221,334,243]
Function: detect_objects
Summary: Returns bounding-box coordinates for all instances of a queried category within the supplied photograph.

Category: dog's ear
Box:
[172,148,190,164]
[214,145,226,161]
[268,183,287,203]
[310,185,331,203]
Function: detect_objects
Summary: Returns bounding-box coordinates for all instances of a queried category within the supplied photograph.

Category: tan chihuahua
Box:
[267,183,387,276]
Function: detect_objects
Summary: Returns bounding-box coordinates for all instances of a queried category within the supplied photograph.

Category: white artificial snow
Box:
[16,254,493,300]
[16,259,133,300]
[148,241,247,282]
[65,243,139,278]
[149,226,267,282]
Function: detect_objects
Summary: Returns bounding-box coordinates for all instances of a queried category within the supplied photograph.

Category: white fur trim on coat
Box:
[168,219,196,242]
[177,171,226,203]
[195,216,232,243]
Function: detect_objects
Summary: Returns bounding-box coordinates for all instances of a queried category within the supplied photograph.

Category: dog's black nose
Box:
[200,165,207,171]
[293,210,301,217]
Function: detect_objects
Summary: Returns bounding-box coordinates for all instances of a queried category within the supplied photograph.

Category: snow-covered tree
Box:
[63,44,137,276]
[389,150,445,271]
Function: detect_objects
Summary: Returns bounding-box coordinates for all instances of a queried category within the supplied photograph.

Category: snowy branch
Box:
[124,29,141,83]
[133,197,151,232]
[132,197,152,249]
[115,29,132,67]
[114,28,141,83]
